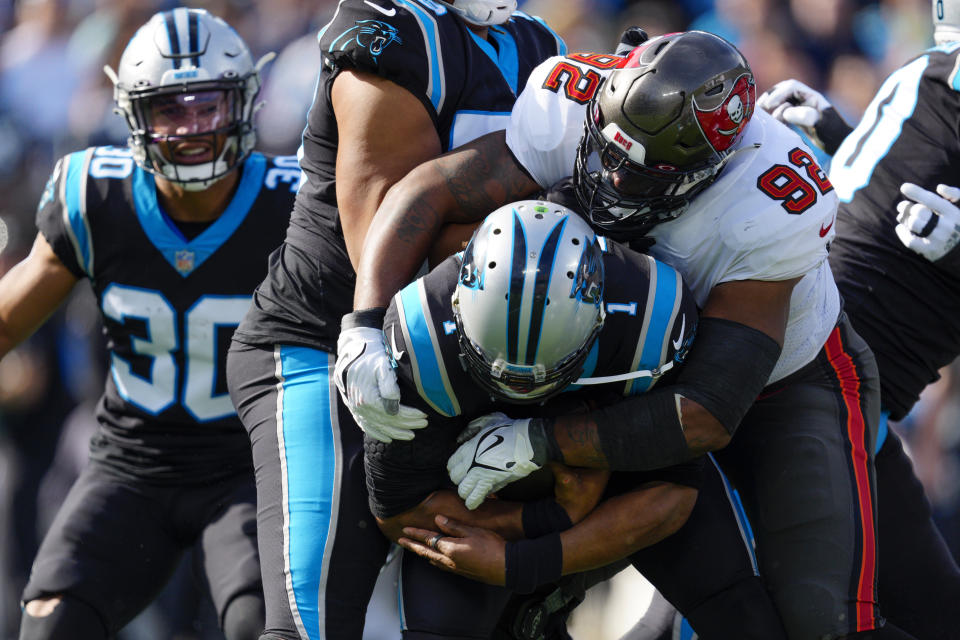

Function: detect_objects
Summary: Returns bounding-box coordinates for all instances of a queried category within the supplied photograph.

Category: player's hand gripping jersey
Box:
[829,41,960,420]
[36,146,294,482]
[367,239,698,518]
[506,52,841,382]
[234,0,565,351]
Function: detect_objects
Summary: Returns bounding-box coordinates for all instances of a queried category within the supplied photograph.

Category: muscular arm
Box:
[376,489,524,543]
[331,70,443,269]
[552,277,799,468]
[353,131,539,309]
[558,482,695,575]
[0,233,79,360]
[397,480,696,585]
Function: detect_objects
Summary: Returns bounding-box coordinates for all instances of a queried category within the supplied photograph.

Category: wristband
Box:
[504,533,564,594]
[521,499,573,538]
[341,308,387,330]
[528,418,563,465]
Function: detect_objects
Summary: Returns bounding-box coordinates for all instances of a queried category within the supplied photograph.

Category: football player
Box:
[368,200,786,639]
[1,9,290,640]
[224,1,566,639]
[756,3,960,637]
[338,32,913,640]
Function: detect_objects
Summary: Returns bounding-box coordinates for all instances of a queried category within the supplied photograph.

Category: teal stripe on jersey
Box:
[394,0,445,112]
[629,260,678,395]
[64,150,93,276]
[399,281,457,417]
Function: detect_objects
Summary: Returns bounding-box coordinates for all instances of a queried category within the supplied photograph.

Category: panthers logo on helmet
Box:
[333,20,403,57]
[693,74,755,154]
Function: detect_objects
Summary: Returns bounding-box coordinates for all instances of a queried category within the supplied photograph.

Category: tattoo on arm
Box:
[435,133,537,223]
[555,414,608,467]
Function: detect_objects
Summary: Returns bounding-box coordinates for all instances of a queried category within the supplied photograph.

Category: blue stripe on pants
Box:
[277,345,339,639]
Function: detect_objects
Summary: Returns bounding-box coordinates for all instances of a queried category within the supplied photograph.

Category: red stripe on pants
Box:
[825,327,877,631]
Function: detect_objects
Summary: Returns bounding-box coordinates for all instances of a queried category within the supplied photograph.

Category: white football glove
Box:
[758,79,832,133]
[896,182,960,262]
[334,326,427,443]
[447,412,542,510]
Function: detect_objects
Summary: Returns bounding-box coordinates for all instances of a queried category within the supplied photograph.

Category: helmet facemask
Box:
[452,201,605,404]
[439,0,517,26]
[125,81,251,190]
[573,102,723,236]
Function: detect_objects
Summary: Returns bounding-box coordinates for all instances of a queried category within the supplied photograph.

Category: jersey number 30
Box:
[102,285,249,422]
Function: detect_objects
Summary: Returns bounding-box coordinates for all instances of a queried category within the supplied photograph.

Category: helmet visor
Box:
[145,90,236,140]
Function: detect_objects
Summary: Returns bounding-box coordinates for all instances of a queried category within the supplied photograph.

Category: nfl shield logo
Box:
[175,249,196,275]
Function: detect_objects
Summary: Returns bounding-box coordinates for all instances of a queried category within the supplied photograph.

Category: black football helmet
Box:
[573,31,755,235]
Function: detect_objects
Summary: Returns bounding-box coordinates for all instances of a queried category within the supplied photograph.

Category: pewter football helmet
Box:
[453,201,605,403]
[934,0,960,44]
[438,0,517,26]
[573,31,755,235]
[105,8,274,189]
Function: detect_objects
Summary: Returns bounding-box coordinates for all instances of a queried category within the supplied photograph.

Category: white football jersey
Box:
[506,54,841,382]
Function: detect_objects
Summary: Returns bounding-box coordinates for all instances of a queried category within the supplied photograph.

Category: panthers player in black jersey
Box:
[365,201,787,639]
[225,2,565,639]
[757,4,960,637]
[0,9,291,640]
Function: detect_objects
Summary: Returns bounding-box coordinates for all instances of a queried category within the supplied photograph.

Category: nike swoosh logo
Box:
[390,325,405,361]
[672,314,686,352]
[364,0,397,16]
[819,218,835,237]
[477,431,505,459]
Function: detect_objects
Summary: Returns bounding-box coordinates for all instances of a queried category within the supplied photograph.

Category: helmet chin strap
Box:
[574,360,674,385]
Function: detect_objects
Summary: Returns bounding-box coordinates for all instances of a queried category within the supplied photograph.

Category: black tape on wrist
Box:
[522,499,573,539]
[674,317,781,436]
[341,307,387,330]
[815,107,854,156]
[504,533,564,594]
[593,388,689,471]
[528,418,563,465]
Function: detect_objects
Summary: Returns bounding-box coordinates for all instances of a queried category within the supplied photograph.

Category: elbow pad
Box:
[673,317,781,435]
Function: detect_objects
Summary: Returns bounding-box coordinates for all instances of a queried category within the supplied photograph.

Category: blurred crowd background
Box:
[0,0,955,638]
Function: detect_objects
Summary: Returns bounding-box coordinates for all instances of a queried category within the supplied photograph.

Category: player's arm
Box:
[0,233,79,360]
[548,277,797,467]
[448,276,795,505]
[396,480,696,587]
[332,69,444,269]
[353,131,539,309]
[375,463,608,544]
[757,79,853,155]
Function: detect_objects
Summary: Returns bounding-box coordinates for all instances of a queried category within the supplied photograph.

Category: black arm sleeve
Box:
[581,318,781,472]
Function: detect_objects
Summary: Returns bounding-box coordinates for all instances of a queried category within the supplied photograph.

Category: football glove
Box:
[335,326,428,443]
[615,26,649,56]
[448,412,543,510]
[758,79,851,155]
[896,182,960,263]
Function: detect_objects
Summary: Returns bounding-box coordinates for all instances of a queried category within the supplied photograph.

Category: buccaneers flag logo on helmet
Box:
[693,74,755,154]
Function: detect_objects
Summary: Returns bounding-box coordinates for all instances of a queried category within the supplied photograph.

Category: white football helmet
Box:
[104,8,274,190]
[452,201,605,403]
[439,0,517,26]
[934,0,960,44]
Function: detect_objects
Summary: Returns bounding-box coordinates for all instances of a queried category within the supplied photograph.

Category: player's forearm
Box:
[377,489,524,543]
[558,483,696,575]
[353,131,538,310]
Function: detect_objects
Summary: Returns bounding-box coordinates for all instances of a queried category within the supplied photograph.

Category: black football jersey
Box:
[233,0,566,351]
[36,147,295,482]
[829,43,960,420]
[366,239,700,518]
